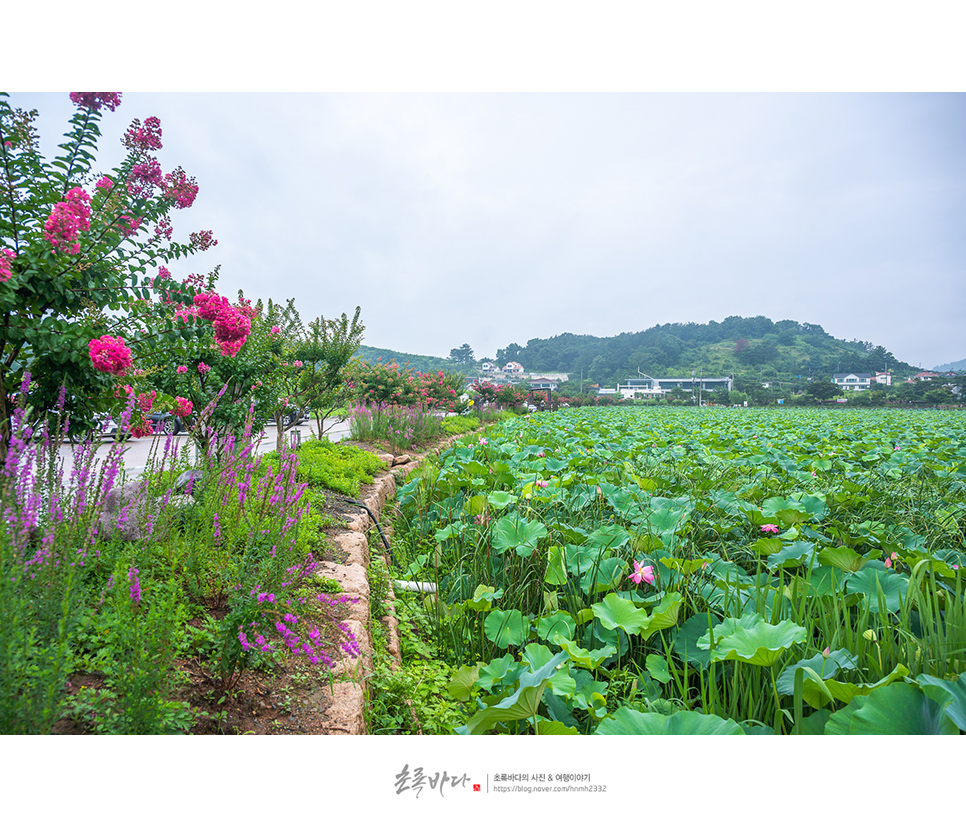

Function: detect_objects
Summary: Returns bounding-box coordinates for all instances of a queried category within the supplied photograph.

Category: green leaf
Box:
[487,491,516,511]
[914,672,966,732]
[596,707,744,735]
[463,651,569,735]
[818,545,868,573]
[640,591,684,639]
[645,654,672,684]
[483,608,529,648]
[554,637,616,670]
[492,513,548,557]
[447,663,483,701]
[591,593,652,636]
[698,613,807,667]
[825,682,958,735]
[845,564,909,614]
[673,612,721,669]
[536,611,576,643]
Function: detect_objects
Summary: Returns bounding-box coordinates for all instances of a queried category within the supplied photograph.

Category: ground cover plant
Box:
[389,406,966,734]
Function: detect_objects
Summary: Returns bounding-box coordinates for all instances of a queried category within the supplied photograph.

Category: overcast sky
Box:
[10,91,965,369]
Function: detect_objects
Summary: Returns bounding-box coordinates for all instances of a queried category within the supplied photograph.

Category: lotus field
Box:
[392,407,966,734]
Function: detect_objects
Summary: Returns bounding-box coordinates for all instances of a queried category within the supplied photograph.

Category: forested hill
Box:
[493,316,920,384]
[354,344,469,373]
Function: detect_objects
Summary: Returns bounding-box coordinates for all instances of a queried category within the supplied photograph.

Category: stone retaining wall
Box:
[313,447,451,734]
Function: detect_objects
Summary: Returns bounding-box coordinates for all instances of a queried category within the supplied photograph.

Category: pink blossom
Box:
[176,365,188,374]
[189,229,217,250]
[0,248,15,282]
[292,360,303,368]
[88,335,133,376]
[536,480,549,488]
[95,176,113,190]
[119,215,142,236]
[760,524,780,534]
[157,266,171,281]
[630,560,655,586]
[123,116,162,151]
[69,92,122,112]
[44,188,91,253]
[270,326,281,336]
[884,555,893,569]
[197,362,211,374]
[127,158,164,198]
[172,397,193,417]
[163,166,198,209]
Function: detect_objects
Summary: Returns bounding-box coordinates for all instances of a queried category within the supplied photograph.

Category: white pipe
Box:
[393,580,438,593]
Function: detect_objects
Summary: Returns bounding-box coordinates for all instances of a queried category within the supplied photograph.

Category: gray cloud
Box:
[14,91,965,368]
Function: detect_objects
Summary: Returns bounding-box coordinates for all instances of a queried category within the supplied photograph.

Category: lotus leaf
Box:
[596,706,744,735]
[825,682,958,735]
[698,613,807,666]
[483,608,529,648]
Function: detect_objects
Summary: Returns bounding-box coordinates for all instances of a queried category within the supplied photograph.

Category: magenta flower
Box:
[197,362,211,374]
[172,397,193,417]
[69,92,122,112]
[128,566,141,603]
[760,524,780,534]
[0,248,15,282]
[176,365,188,374]
[44,188,91,253]
[630,560,655,586]
[88,335,133,376]
[95,176,113,190]
[123,116,162,151]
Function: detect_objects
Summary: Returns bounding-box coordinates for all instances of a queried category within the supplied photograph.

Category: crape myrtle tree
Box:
[0,91,214,459]
[259,298,364,451]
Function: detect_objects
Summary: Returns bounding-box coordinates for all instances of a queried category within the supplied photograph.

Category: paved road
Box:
[54,418,351,479]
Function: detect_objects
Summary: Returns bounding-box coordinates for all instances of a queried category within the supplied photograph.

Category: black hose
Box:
[342,497,393,565]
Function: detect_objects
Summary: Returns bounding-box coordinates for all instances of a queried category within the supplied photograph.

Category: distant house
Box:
[906,371,941,383]
[597,388,618,396]
[529,377,558,392]
[832,372,872,391]
[616,375,733,400]
[873,371,892,386]
[503,361,524,374]
[480,362,496,373]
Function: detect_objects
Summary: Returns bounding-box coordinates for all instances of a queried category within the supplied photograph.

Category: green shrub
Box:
[440,415,479,435]
[295,438,385,496]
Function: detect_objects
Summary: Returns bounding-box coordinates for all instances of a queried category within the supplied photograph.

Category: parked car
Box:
[148,412,183,435]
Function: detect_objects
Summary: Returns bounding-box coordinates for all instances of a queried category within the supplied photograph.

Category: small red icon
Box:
[473,784,481,792]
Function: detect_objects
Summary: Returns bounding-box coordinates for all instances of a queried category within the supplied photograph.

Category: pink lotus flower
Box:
[536,480,549,488]
[760,524,780,534]
[630,561,655,586]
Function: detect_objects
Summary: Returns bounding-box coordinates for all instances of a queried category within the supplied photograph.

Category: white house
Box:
[503,361,524,374]
[480,362,496,373]
[873,371,892,386]
[529,377,558,391]
[616,375,733,400]
[832,372,872,391]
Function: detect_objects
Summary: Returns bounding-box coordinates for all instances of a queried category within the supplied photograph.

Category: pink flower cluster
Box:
[172,397,193,418]
[95,176,113,190]
[123,116,162,152]
[189,229,217,251]
[163,167,198,209]
[127,158,164,198]
[69,92,122,112]
[0,248,15,282]
[89,334,133,376]
[193,293,252,356]
[116,214,142,237]
[44,188,91,254]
